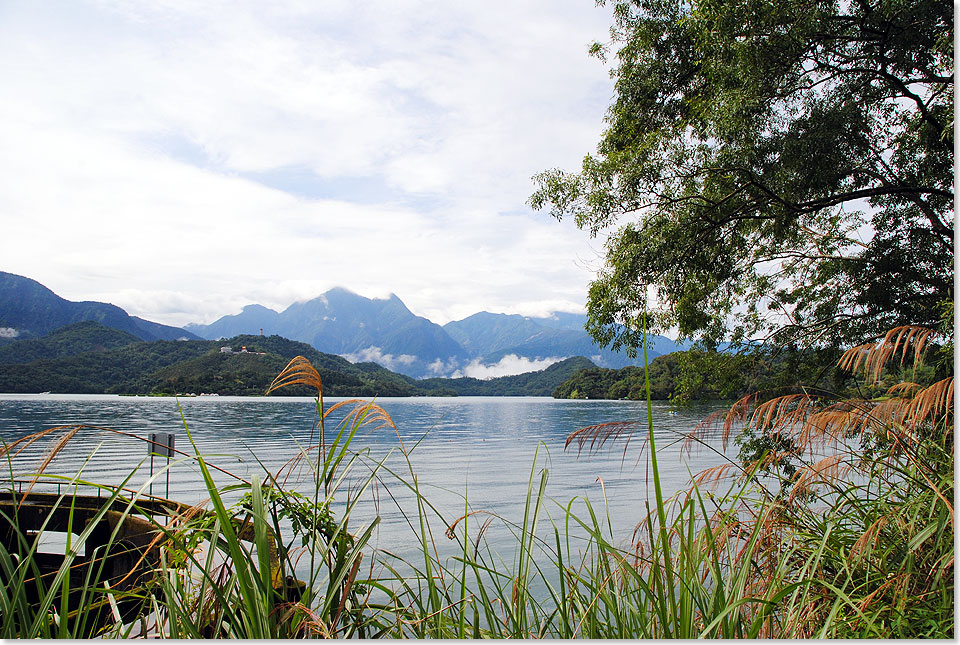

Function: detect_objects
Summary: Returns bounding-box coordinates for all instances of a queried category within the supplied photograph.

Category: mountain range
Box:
[0,271,689,379]
[185,289,689,377]
[184,288,471,377]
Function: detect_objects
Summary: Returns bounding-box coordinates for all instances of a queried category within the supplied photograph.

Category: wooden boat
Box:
[0,488,285,636]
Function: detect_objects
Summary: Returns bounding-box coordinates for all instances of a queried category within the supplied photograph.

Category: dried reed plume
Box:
[565,420,648,457]
[266,355,324,395]
[561,323,952,637]
[837,325,933,384]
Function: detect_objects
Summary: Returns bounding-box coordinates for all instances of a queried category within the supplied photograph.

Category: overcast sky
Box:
[1,1,616,327]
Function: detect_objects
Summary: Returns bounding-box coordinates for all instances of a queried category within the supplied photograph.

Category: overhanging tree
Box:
[531,0,953,352]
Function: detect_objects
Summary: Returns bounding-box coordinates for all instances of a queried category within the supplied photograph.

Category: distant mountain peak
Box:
[188,286,467,377]
[324,286,356,296]
[0,271,199,342]
[241,304,278,314]
[320,286,402,304]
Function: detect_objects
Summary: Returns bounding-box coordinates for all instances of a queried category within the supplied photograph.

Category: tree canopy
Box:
[531,0,953,351]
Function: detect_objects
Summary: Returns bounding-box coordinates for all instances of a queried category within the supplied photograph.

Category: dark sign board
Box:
[148,432,176,458]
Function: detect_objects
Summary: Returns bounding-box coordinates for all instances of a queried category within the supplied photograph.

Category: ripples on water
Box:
[0,394,731,563]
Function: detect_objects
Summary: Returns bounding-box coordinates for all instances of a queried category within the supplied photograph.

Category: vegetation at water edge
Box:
[0,329,951,637]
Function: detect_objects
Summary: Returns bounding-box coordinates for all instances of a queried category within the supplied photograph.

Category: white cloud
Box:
[500,299,589,319]
[340,346,417,371]
[454,354,565,379]
[0,1,615,327]
[427,357,460,376]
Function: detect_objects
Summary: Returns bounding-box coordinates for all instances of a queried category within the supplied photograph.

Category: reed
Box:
[566,323,953,638]
[0,321,951,637]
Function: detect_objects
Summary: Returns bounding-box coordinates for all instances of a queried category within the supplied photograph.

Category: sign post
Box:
[148,432,176,498]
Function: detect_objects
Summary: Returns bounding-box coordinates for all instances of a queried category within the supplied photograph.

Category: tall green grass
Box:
[0,324,952,638]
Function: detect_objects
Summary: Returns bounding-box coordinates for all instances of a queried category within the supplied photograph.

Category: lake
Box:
[0,394,732,567]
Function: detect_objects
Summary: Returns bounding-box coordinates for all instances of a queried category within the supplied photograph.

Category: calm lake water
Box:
[0,394,731,566]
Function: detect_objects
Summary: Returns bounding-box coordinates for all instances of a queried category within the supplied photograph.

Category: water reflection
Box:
[0,394,731,562]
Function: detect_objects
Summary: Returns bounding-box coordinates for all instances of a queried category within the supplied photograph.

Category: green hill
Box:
[0,321,141,365]
[0,325,596,397]
[0,339,216,394]
[0,331,454,397]
[122,335,453,397]
[552,355,682,400]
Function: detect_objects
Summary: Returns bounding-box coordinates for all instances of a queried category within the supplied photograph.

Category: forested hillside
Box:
[0,324,592,396]
[0,321,141,365]
[552,349,864,402]
[0,331,453,396]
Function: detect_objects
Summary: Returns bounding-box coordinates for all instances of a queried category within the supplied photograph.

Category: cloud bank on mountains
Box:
[338,348,565,379]
[455,355,565,380]
[339,346,417,372]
